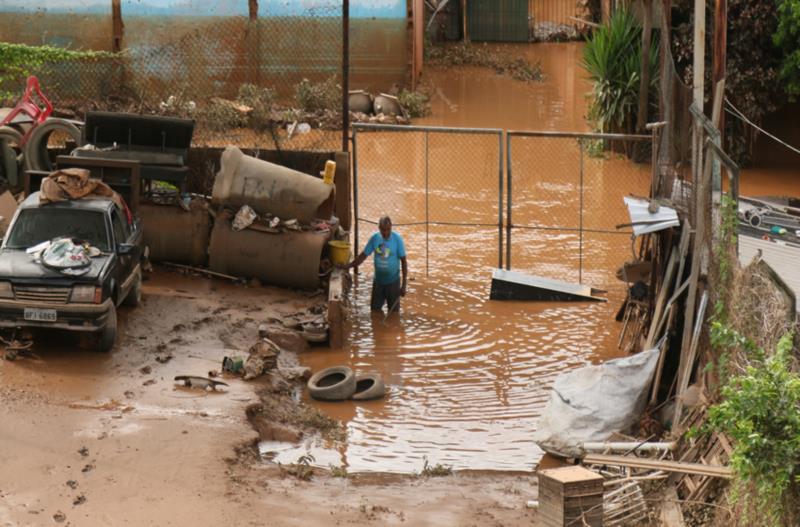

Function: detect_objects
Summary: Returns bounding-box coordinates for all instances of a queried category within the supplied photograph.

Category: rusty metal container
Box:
[212,146,335,224]
[140,201,211,266]
[208,214,328,289]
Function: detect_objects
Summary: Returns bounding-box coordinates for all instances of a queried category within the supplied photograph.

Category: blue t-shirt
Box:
[364,231,406,285]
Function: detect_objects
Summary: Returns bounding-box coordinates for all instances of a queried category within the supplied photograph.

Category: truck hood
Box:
[0,249,110,283]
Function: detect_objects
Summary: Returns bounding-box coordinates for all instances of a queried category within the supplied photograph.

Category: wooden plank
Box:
[582,454,733,479]
[660,487,687,527]
[674,290,709,426]
[327,269,345,349]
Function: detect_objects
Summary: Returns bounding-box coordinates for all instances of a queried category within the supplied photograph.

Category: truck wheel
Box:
[97,305,117,353]
[123,270,142,307]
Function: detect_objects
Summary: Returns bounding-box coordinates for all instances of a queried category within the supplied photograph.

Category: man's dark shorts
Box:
[371,279,401,312]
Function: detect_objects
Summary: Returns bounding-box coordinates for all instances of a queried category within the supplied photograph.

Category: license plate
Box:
[24,308,57,322]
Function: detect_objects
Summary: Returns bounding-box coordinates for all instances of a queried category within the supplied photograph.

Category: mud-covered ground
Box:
[0,268,538,526]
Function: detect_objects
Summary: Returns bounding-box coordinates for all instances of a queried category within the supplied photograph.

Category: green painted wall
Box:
[467,0,529,42]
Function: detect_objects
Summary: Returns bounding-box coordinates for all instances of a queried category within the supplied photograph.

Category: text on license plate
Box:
[24,308,57,322]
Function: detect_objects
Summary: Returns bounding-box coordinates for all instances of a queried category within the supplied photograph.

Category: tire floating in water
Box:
[307,365,356,401]
[351,373,386,401]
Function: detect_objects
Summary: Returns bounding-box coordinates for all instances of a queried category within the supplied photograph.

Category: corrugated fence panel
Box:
[530,0,580,26]
[468,0,529,42]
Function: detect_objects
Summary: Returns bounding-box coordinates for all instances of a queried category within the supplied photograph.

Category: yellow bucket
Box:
[328,240,351,266]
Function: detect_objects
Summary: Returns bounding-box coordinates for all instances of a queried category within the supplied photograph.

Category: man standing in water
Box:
[343,215,408,312]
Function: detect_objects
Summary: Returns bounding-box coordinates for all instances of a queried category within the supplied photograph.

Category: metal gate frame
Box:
[352,123,504,275]
[506,130,651,282]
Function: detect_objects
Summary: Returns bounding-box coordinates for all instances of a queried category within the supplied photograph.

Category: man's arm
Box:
[400,256,408,296]
[344,251,368,270]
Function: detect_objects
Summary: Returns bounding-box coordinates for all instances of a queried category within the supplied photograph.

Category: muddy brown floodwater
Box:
[284,42,799,474]
[266,42,650,473]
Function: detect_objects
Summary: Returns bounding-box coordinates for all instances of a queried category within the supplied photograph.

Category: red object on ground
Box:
[0,76,53,145]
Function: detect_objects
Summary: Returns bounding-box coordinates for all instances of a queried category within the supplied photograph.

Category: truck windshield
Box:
[5,208,110,252]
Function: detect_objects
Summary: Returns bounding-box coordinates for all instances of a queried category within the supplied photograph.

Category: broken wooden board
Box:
[582,453,732,479]
[327,269,346,349]
[490,269,607,302]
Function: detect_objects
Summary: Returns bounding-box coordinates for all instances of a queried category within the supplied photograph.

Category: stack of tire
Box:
[307,365,385,401]
[0,118,83,188]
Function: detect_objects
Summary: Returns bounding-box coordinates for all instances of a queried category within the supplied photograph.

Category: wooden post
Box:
[692,0,705,109]
[327,269,346,349]
[712,0,727,141]
[248,0,258,20]
[636,0,653,133]
[463,0,469,41]
[111,0,124,52]
[342,0,350,153]
[334,151,351,231]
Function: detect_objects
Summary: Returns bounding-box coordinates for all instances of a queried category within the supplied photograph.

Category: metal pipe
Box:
[353,123,502,135]
[352,128,359,275]
[425,130,429,277]
[498,131,503,269]
[506,133,512,270]
[582,441,677,452]
[342,0,350,152]
[579,139,584,284]
[506,130,650,141]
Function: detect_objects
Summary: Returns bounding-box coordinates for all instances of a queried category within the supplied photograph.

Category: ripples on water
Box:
[270,229,629,473]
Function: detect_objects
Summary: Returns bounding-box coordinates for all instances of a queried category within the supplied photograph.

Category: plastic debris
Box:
[232,205,257,231]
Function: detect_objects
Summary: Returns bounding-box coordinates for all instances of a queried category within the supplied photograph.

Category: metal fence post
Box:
[352,127,359,275]
[425,129,430,277]
[579,139,584,284]
[498,131,504,269]
[506,133,512,271]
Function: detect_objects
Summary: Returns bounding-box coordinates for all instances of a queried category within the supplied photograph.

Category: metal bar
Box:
[506,133,512,270]
[579,139,584,284]
[507,130,650,141]
[425,130,429,277]
[498,131,503,269]
[342,0,350,152]
[353,123,503,135]
[359,220,498,228]
[352,127,359,276]
[504,225,632,235]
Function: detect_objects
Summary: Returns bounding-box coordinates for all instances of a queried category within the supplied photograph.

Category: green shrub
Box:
[237,83,275,129]
[200,99,248,132]
[397,89,430,118]
[582,9,658,134]
[775,0,800,98]
[0,42,113,102]
[295,76,340,113]
[709,332,800,525]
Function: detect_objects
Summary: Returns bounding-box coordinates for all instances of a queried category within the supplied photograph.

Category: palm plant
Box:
[583,10,659,134]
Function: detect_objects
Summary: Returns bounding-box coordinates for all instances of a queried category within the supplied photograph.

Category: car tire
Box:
[97,304,117,353]
[0,126,23,187]
[23,118,83,172]
[351,373,386,401]
[307,366,356,401]
[123,270,142,307]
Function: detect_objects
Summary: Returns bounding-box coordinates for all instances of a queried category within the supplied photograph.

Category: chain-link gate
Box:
[352,124,503,281]
[506,131,652,288]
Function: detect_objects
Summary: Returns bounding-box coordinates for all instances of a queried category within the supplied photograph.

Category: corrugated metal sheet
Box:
[738,234,800,313]
[467,0,529,42]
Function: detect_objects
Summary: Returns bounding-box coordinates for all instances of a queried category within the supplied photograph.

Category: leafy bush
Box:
[671,0,783,165]
[295,76,340,113]
[237,83,275,129]
[397,89,430,118]
[709,332,800,525]
[582,9,658,134]
[0,42,112,101]
[200,99,248,132]
[775,0,800,98]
